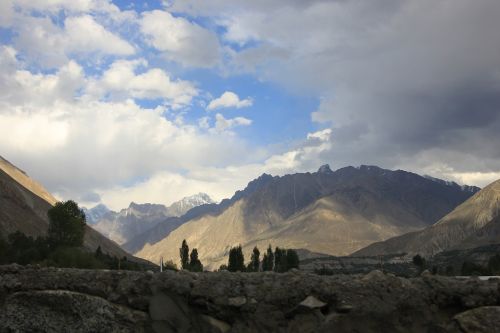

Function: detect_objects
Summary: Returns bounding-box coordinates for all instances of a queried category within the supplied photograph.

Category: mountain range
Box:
[87,193,214,246]
[135,164,479,269]
[354,178,500,257]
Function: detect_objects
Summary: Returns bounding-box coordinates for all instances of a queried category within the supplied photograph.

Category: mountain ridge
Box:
[136,164,479,269]
[354,179,500,257]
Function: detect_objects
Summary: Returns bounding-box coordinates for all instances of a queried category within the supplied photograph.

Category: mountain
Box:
[92,202,169,245]
[354,179,500,257]
[0,156,138,260]
[91,193,214,246]
[166,192,214,217]
[82,204,111,224]
[136,164,479,269]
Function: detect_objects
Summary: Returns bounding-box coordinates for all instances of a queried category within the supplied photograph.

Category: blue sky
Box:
[1,0,500,210]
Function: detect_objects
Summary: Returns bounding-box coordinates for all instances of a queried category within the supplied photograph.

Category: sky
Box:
[1,0,500,210]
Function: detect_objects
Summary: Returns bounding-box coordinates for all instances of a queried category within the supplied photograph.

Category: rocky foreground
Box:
[0,265,499,332]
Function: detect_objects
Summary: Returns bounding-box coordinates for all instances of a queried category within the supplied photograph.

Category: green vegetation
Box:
[412,254,426,272]
[177,240,204,272]
[189,248,203,272]
[179,239,190,270]
[0,200,144,271]
[228,245,245,272]
[262,244,274,271]
[249,246,260,272]
[162,259,178,271]
[48,200,86,247]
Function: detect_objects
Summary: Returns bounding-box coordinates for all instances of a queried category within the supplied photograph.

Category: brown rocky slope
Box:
[354,179,500,257]
[0,155,142,261]
[0,265,499,332]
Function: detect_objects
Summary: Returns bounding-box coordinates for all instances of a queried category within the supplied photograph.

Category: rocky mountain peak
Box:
[317,164,333,174]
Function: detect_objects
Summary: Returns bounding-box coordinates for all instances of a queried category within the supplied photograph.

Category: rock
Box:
[228,296,247,307]
[336,303,353,313]
[450,306,500,333]
[299,296,327,309]
[201,315,231,333]
[149,292,192,332]
[1,266,500,332]
[362,269,385,281]
[421,269,431,276]
[0,290,149,332]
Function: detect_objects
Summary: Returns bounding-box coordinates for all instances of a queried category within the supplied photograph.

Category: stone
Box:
[1,265,500,333]
[200,315,231,333]
[362,269,385,281]
[299,296,327,309]
[450,306,500,333]
[228,296,247,307]
[0,290,149,332]
[336,303,353,313]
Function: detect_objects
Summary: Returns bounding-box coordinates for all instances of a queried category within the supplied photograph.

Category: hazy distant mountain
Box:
[354,178,500,257]
[0,156,136,260]
[93,202,169,245]
[91,193,214,245]
[82,204,111,224]
[136,164,479,269]
[166,193,214,217]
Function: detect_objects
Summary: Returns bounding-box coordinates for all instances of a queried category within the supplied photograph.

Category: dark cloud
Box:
[175,0,500,184]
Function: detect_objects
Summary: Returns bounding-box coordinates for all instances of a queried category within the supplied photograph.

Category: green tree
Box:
[286,249,299,270]
[48,200,86,247]
[250,246,260,272]
[274,247,286,272]
[179,239,190,270]
[95,246,103,259]
[163,260,178,271]
[228,245,245,272]
[262,244,274,271]
[412,254,426,272]
[189,248,203,272]
[488,254,500,275]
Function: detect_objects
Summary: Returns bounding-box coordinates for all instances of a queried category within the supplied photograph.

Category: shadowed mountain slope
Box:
[354,179,500,257]
[0,156,141,261]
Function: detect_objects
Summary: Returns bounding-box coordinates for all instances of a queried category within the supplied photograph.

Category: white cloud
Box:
[14,14,134,67]
[214,113,252,133]
[86,59,198,108]
[64,15,135,54]
[207,91,252,111]
[140,10,220,68]
[0,47,85,107]
[0,0,14,27]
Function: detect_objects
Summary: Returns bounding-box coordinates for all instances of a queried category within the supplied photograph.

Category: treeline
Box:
[172,240,299,273]
[0,200,142,271]
[413,254,500,276]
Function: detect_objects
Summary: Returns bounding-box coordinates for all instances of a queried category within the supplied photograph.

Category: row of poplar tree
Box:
[175,240,299,273]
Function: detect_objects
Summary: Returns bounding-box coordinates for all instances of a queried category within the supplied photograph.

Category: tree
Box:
[179,239,190,270]
[286,249,299,270]
[163,260,178,271]
[274,247,286,272]
[189,248,203,272]
[250,246,260,272]
[488,254,500,275]
[95,246,103,258]
[228,245,245,272]
[412,254,426,272]
[262,245,274,271]
[48,200,86,247]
